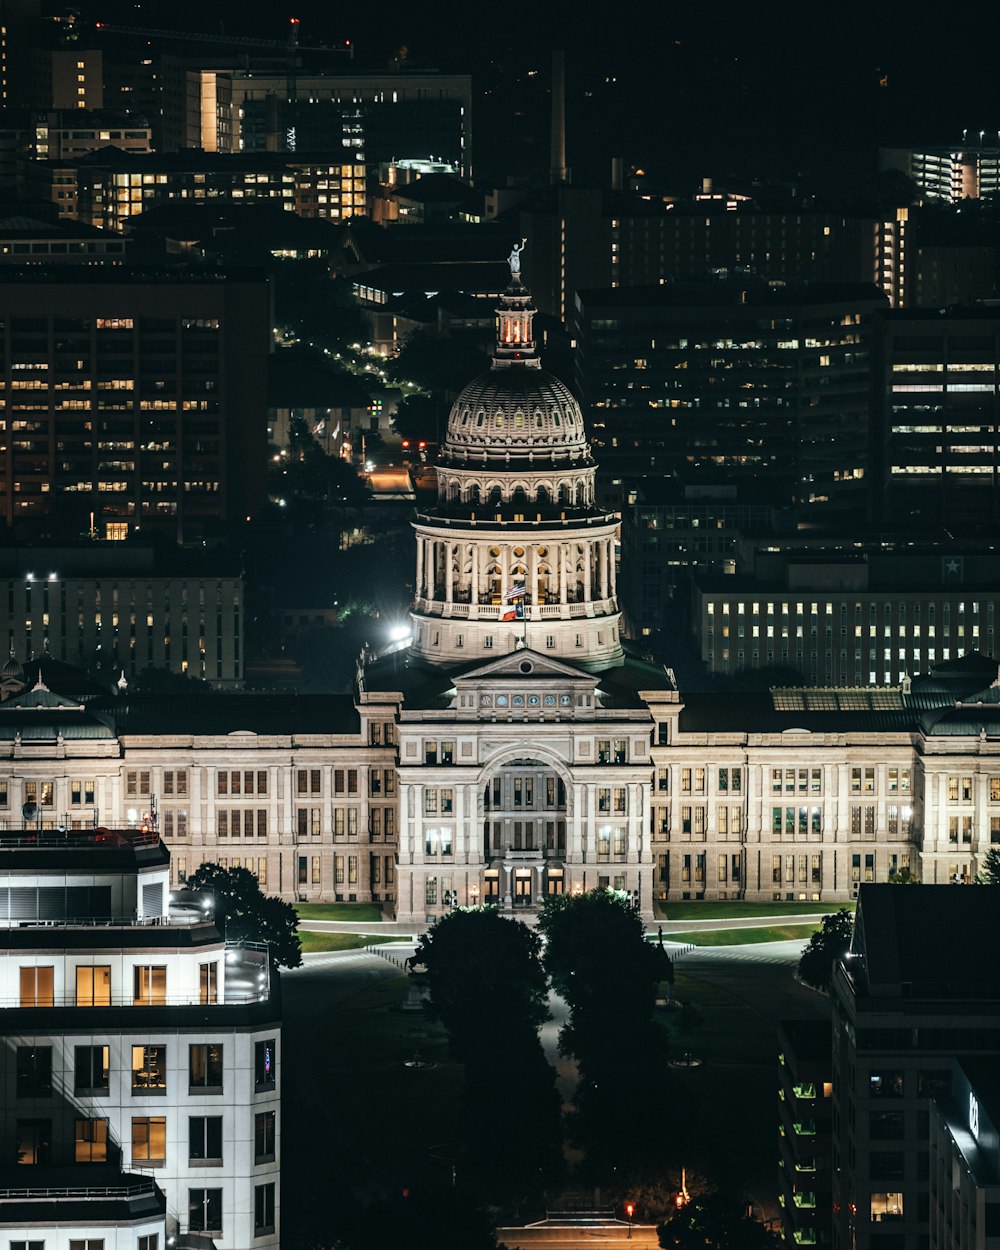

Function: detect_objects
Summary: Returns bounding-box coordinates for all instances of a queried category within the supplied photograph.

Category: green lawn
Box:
[294,902,384,922]
[299,931,409,953]
[669,924,820,946]
[654,900,854,921]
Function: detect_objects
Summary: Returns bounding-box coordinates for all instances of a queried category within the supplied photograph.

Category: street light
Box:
[469,883,480,906]
[625,1203,634,1239]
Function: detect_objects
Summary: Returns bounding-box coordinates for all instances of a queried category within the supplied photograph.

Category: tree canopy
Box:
[414,908,562,1187]
[187,863,302,969]
[658,1195,782,1250]
[415,906,550,1061]
[797,908,854,991]
[978,847,1000,884]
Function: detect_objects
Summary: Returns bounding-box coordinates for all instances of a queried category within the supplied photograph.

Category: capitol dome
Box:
[439,275,591,469]
[443,368,589,466]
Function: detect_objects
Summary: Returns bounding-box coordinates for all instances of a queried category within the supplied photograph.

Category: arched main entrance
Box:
[481,757,568,908]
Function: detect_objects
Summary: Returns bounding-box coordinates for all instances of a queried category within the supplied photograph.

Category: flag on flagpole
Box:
[504,582,527,602]
[501,601,525,622]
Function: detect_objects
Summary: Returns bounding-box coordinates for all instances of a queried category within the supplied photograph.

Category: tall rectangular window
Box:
[16,1120,51,1165]
[19,967,54,1007]
[199,962,218,1005]
[255,1039,276,1090]
[189,1116,223,1163]
[133,966,166,1005]
[74,1045,109,1093]
[189,1043,223,1091]
[17,1047,52,1097]
[74,1118,108,1163]
[254,1183,276,1236]
[131,1045,167,1092]
[188,1189,223,1234]
[255,1110,276,1162]
[76,965,111,1007]
[130,1120,166,1165]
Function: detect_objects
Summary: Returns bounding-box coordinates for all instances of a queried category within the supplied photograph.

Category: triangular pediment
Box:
[453,648,600,687]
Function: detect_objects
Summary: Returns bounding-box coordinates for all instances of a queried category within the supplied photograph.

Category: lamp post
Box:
[469,883,480,907]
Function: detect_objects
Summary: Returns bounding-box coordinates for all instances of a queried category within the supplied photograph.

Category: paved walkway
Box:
[296,912,828,937]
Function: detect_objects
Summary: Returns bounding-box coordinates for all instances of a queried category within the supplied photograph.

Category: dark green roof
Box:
[104,693,360,737]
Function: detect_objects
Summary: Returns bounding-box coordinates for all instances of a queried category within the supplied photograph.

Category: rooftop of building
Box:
[35,146,363,173]
[0,263,266,285]
[0,1167,165,1226]
[849,884,1000,1001]
[363,643,672,707]
[352,260,510,297]
[575,278,888,312]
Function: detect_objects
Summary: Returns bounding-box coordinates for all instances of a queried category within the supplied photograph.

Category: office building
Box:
[0,812,281,1248]
[928,1059,1000,1250]
[0,267,270,542]
[692,548,1000,685]
[619,481,796,637]
[881,140,1000,203]
[25,149,366,230]
[873,306,1000,531]
[0,545,244,686]
[777,1019,833,1249]
[574,279,886,513]
[832,886,1000,1250]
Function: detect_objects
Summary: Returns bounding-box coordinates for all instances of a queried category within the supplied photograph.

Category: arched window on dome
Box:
[535,413,544,430]
[537,563,551,602]
[512,485,527,508]
[535,485,550,506]
[574,562,586,603]
[476,411,485,428]
[461,411,470,426]
[514,412,524,429]
[487,564,502,602]
[468,483,481,505]
[553,412,562,428]
[558,482,571,506]
[495,413,504,429]
[488,486,502,508]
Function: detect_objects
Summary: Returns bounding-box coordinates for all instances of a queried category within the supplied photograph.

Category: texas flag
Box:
[502,601,525,622]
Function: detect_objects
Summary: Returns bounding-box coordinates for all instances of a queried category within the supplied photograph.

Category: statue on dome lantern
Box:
[508,238,527,276]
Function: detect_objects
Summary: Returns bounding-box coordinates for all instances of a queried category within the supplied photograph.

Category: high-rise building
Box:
[0,815,281,1248]
[872,306,1000,531]
[777,1019,833,1249]
[0,267,270,542]
[881,140,1000,203]
[574,279,886,513]
[832,886,1000,1250]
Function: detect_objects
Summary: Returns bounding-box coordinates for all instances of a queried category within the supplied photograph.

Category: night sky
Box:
[93,0,998,190]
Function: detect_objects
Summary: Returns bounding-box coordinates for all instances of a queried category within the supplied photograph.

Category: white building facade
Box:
[0,823,280,1250]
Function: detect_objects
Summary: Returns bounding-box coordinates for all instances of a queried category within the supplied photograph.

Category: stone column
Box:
[559,543,568,605]
[471,544,480,612]
[445,540,454,605]
[529,544,538,618]
[415,536,425,599]
[584,543,593,603]
[500,544,509,602]
[599,538,609,601]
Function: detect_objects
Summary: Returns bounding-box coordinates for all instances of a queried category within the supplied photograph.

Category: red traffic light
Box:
[401,440,410,447]
[418,441,427,449]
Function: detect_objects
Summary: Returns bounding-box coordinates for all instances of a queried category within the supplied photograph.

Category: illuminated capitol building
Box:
[3,270,1000,922]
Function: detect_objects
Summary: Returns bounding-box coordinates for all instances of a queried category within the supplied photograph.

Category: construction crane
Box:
[92,20,353,57]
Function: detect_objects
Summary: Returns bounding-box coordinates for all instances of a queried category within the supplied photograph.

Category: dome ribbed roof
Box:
[443,366,589,464]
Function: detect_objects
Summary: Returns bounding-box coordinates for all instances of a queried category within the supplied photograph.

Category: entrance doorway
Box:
[513,870,533,906]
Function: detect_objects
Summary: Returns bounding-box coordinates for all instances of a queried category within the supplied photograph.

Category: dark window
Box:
[255,1111,276,1162]
[189,1116,223,1163]
[16,1047,52,1097]
[189,1043,223,1090]
[189,1188,222,1234]
[74,1045,109,1093]
[254,1182,276,1236]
